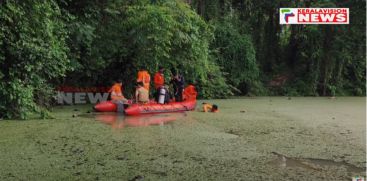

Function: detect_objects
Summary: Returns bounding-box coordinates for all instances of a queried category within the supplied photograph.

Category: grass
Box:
[0,97,365,180]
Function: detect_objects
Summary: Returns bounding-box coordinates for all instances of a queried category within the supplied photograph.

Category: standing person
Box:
[171,72,185,102]
[135,82,149,104]
[183,84,197,101]
[154,66,165,101]
[154,66,165,89]
[137,68,151,91]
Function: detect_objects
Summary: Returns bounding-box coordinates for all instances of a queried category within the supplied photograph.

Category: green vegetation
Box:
[0,0,70,119]
[0,0,366,118]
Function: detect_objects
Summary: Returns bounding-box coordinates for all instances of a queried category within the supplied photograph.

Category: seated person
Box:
[109,80,127,113]
[202,102,219,113]
[135,82,149,104]
[109,80,127,101]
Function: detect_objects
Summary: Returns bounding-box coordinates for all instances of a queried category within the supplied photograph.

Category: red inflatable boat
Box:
[94,100,197,115]
[94,101,118,112]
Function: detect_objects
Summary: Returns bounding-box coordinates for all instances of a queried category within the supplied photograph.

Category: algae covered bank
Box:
[0,97,365,180]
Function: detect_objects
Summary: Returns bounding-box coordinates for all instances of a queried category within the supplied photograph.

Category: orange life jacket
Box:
[109,83,125,100]
[109,83,122,94]
[137,70,151,91]
[183,85,197,101]
[202,103,219,113]
[154,72,164,89]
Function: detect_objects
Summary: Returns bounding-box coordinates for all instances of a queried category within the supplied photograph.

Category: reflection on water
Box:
[80,112,187,129]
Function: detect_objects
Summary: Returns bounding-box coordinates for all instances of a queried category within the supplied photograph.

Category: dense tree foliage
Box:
[61,0,231,98]
[211,18,262,95]
[0,0,365,118]
[192,0,366,96]
[0,0,70,119]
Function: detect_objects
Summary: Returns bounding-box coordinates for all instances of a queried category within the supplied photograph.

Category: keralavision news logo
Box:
[352,176,365,181]
[280,8,349,24]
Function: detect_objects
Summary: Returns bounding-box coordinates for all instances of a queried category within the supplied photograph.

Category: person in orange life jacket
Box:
[170,70,185,102]
[154,66,165,89]
[108,80,127,113]
[154,66,165,102]
[202,102,219,113]
[183,83,198,101]
[109,80,127,101]
[137,67,151,91]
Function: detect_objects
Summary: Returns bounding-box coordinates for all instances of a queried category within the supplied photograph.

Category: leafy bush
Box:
[65,1,232,98]
[0,0,70,119]
[211,19,263,95]
[123,2,231,97]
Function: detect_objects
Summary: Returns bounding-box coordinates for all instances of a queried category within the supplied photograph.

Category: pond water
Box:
[0,97,365,180]
[79,112,187,129]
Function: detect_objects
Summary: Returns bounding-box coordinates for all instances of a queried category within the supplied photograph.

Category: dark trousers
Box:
[112,100,125,114]
[155,89,160,102]
[175,88,183,102]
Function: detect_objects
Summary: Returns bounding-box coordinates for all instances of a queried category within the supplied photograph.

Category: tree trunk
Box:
[197,0,205,17]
